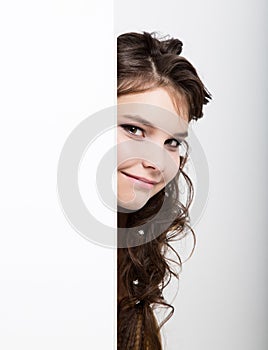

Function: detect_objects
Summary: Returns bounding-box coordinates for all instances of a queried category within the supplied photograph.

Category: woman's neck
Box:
[117,208,130,228]
[117,209,130,302]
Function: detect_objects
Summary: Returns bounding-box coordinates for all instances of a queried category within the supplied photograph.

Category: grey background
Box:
[115,1,268,349]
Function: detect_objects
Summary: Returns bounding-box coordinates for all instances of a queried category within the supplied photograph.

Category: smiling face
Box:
[117,87,189,211]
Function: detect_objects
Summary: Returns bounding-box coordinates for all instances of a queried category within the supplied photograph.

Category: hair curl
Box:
[117,31,211,349]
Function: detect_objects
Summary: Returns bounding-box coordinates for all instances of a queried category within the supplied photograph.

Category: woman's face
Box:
[117,87,189,211]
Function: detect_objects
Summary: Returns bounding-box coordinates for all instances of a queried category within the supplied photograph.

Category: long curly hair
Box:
[117,31,211,349]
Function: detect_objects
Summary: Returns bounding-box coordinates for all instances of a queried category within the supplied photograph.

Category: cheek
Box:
[117,135,137,170]
[117,137,140,169]
[117,128,125,143]
[162,153,180,184]
[117,159,137,171]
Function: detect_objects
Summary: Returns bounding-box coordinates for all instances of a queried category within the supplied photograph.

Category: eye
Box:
[165,138,182,148]
[120,124,144,137]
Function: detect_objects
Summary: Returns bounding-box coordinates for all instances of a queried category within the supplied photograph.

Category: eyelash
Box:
[120,124,182,148]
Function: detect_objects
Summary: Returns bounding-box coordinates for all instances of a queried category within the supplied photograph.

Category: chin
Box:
[117,198,148,212]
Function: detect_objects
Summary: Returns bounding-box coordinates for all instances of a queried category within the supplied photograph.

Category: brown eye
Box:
[121,124,144,136]
[165,138,181,148]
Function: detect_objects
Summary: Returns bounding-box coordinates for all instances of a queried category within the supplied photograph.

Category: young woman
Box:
[117,31,211,349]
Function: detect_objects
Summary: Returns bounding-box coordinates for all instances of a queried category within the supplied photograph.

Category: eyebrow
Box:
[119,114,188,138]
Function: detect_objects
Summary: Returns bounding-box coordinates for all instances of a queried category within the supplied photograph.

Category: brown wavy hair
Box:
[117,31,211,349]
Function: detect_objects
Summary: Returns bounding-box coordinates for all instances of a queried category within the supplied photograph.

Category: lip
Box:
[121,171,158,189]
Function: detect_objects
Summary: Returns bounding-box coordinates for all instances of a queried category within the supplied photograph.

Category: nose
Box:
[141,149,166,173]
[142,159,161,171]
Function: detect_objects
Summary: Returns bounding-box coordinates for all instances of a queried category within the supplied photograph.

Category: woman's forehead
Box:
[117,89,188,138]
[118,87,188,118]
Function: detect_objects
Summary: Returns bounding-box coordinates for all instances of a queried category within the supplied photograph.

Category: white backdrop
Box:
[0,1,115,349]
[115,0,268,349]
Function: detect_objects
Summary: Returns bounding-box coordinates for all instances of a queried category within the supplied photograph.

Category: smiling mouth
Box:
[121,172,158,185]
[120,171,158,190]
